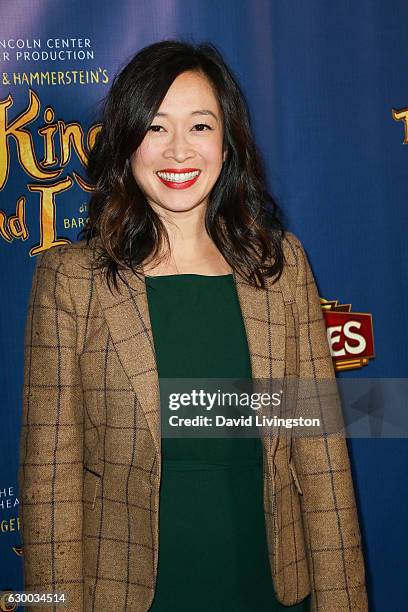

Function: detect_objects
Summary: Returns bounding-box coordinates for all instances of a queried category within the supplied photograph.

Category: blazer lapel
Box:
[94,264,287,463]
[94,266,162,457]
[232,270,287,469]
[232,271,286,381]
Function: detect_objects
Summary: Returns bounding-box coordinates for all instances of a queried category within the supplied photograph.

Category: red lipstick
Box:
[156,168,201,190]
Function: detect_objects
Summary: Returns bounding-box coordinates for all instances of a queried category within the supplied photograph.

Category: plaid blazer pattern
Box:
[19,231,368,611]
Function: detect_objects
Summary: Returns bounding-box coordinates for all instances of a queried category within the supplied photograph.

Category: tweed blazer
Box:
[19,231,368,611]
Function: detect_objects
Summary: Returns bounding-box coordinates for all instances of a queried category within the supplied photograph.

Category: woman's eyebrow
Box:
[154,110,219,121]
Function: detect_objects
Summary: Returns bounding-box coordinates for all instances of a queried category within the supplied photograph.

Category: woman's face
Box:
[130,70,226,214]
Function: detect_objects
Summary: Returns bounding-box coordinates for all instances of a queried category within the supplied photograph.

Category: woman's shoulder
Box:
[282,230,304,263]
[35,237,100,278]
[263,230,308,302]
[280,230,307,280]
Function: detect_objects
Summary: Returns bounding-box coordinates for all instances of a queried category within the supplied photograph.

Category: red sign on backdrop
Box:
[321,299,375,371]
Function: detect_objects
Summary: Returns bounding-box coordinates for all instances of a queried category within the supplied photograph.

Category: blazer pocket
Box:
[289,459,303,496]
[83,466,101,510]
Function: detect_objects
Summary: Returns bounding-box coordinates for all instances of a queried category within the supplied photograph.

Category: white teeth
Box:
[157,170,200,182]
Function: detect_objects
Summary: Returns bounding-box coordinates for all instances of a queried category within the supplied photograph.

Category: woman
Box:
[19,40,368,611]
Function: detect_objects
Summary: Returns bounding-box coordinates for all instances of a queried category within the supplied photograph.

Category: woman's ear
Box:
[223,149,228,163]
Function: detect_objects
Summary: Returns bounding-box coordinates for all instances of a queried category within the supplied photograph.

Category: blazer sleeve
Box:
[18,247,84,611]
[289,234,369,611]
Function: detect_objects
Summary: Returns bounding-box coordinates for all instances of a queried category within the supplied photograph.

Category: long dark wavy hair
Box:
[79,39,286,290]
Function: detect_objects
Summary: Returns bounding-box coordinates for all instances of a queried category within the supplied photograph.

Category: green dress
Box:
[145,273,310,611]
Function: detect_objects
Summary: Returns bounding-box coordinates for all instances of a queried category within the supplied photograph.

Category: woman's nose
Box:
[163,131,195,162]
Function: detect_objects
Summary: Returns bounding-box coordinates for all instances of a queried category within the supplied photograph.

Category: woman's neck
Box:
[142,202,231,277]
[143,237,232,276]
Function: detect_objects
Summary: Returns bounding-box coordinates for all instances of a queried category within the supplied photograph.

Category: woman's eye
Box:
[192,123,212,131]
[147,123,212,133]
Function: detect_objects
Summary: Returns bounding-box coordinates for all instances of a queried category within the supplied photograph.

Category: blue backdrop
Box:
[1,1,407,610]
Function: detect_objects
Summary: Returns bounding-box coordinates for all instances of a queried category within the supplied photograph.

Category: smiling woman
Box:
[82,39,285,284]
[130,71,226,207]
[129,69,228,276]
[19,39,368,612]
